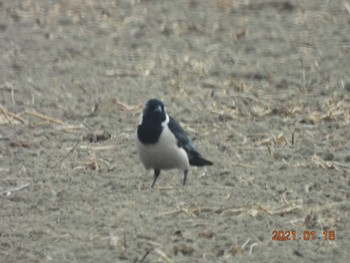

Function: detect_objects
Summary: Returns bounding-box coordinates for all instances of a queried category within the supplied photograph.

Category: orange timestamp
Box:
[272,230,335,241]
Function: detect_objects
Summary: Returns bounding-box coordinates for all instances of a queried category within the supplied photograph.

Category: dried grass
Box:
[0,104,27,124]
[0,183,31,197]
[153,198,304,220]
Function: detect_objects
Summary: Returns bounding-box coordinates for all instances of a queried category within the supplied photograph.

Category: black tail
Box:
[189,151,213,166]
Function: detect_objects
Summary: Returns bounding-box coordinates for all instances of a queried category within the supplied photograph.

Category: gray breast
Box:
[136,124,190,171]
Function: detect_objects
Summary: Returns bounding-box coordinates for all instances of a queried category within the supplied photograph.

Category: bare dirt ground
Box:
[1,1,350,262]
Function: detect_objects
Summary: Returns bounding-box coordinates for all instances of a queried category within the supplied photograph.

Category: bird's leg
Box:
[151,169,160,188]
[183,170,188,186]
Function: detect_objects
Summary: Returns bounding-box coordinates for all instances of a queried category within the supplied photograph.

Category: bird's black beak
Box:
[154,105,162,113]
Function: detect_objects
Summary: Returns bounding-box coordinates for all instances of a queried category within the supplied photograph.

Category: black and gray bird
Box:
[136,98,213,187]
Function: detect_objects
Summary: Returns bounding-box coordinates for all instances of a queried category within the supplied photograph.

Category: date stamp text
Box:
[272,230,335,241]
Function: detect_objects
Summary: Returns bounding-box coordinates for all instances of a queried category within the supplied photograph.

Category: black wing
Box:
[168,116,195,152]
[168,116,213,166]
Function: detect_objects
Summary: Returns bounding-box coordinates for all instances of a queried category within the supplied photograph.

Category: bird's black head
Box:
[142,99,166,124]
[137,99,167,144]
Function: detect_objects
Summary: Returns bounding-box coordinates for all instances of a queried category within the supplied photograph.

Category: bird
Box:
[136,98,213,187]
